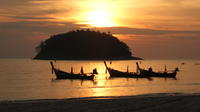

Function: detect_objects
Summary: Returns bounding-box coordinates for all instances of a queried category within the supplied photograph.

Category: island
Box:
[33,29,142,60]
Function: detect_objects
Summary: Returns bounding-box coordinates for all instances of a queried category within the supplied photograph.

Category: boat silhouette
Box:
[50,61,97,80]
[104,61,179,79]
[104,61,150,78]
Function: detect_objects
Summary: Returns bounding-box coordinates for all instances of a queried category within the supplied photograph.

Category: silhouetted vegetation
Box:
[34,29,142,60]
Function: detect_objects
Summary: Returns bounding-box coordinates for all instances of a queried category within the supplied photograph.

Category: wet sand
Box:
[0,93,200,112]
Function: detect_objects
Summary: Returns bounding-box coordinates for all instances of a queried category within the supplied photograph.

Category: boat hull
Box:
[107,68,150,78]
[139,70,177,78]
[54,69,94,80]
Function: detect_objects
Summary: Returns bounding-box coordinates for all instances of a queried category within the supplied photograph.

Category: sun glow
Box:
[71,1,122,27]
[87,10,114,27]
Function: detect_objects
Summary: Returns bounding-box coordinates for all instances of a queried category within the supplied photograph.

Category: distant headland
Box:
[33,29,142,60]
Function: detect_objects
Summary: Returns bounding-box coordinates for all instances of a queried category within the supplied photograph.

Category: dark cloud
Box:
[0,21,85,34]
[150,7,200,18]
[7,16,56,20]
[173,36,200,40]
[97,27,200,35]
[161,0,200,5]
[1,21,200,36]
[0,8,69,19]
[0,0,30,5]
[0,0,70,21]
[0,0,62,5]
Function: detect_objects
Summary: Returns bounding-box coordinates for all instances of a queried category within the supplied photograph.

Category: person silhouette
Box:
[92,68,98,74]
[148,67,153,72]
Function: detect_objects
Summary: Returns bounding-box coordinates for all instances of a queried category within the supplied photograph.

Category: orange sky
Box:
[0,0,200,59]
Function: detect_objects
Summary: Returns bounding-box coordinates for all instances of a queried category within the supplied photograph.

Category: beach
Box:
[0,93,200,112]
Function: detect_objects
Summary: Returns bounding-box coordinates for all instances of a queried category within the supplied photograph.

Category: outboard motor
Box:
[175,67,180,72]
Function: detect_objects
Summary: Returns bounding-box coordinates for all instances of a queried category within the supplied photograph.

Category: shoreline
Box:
[1,93,200,112]
[0,92,198,102]
[32,57,143,61]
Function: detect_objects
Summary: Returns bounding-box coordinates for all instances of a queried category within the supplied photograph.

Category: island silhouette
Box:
[34,29,142,60]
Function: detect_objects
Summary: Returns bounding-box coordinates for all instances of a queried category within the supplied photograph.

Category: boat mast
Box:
[127,65,129,72]
[71,67,73,74]
[164,65,167,73]
[80,66,84,74]
[50,61,55,74]
[136,62,140,74]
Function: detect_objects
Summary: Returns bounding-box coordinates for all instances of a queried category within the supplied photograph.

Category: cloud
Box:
[0,8,69,21]
[0,0,30,5]
[2,20,199,40]
[96,27,200,35]
[28,0,63,4]
[1,21,200,38]
[0,21,87,36]
[7,16,57,20]
[0,0,70,22]
[161,0,200,5]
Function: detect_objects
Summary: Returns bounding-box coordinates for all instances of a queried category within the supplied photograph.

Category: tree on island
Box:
[34,29,142,60]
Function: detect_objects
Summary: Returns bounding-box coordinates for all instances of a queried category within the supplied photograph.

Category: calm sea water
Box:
[0,59,199,101]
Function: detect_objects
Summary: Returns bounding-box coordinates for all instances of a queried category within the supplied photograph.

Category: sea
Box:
[0,59,200,101]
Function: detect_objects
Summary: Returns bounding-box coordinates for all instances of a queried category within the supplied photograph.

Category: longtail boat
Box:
[104,61,179,79]
[104,61,150,78]
[50,61,97,80]
[136,62,179,78]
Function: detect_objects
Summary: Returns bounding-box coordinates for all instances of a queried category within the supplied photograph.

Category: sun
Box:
[87,10,115,27]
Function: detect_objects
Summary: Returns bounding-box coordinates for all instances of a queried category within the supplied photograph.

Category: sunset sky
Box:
[0,0,200,59]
